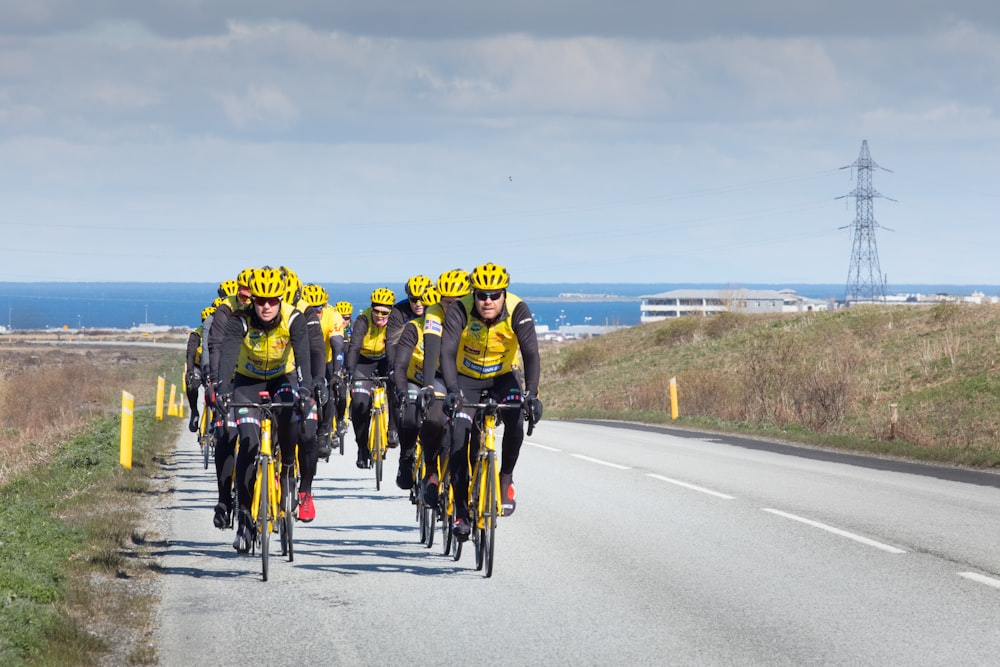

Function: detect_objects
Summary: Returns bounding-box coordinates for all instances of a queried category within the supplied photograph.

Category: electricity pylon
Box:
[837,140,895,303]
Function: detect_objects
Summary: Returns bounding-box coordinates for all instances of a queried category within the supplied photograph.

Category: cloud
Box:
[216,84,300,130]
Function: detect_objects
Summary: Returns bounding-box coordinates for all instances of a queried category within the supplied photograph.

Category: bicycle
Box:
[229,393,297,581]
[408,390,436,547]
[278,443,299,563]
[365,375,391,490]
[456,394,535,578]
[440,451,458,559]
[195,383,217,470]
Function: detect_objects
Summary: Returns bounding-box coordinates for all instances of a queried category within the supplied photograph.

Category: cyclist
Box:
[277,268,330,522]
[344,287,395,469]
[214,267,315,552]
[184,305,216,432]
[390,284,441,490]
[392,268,471,499]
[205,270,255,530]
[207,268,254,385]
[440,262,543,540]
[332,300,354,444]
[385,274,433,449]
[302,284,346,459]
[335,301,354,344]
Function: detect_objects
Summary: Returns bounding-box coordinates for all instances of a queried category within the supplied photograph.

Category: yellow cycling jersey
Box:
[404,319,427,384]
[317,305,346,362]
[454,292,523,380]
[235,302,300,379]
[193,325,204,366]
[422,302,445,338]
[358,307,388,361]
[225,293,250,313]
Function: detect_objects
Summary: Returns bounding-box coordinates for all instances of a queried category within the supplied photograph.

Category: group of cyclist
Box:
[185,262,542,551]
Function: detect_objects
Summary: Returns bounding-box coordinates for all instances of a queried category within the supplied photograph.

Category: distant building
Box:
[640,288,829,323]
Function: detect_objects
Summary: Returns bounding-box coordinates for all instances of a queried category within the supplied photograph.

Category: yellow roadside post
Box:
[167,384,177,416]
[669,377,679,420]
[120,390,134,469]
[156,376,165,420]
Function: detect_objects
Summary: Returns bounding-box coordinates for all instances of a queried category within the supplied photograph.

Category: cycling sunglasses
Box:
[474,289,504,302]
[253,296,281,307]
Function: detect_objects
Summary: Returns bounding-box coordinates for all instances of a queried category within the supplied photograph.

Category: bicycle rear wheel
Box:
[424,502,435,549]
[280,478,295,562]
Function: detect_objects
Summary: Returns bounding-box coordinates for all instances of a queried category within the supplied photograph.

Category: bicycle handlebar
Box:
[448,398,537,436]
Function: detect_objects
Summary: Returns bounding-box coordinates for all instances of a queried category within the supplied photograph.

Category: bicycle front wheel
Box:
[483,455,497,578]
[258,461,271,582]
[372,426,384,491]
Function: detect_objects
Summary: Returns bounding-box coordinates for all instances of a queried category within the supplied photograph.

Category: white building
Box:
[640,288,829,323]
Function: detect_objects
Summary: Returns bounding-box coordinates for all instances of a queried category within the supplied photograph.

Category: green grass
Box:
[0,411,174,667]
[541,304,1000,468]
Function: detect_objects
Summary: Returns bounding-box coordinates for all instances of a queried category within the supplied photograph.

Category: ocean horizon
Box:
[1,282,998,331]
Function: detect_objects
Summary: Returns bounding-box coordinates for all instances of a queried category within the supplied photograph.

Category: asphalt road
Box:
[154,420,1000,665]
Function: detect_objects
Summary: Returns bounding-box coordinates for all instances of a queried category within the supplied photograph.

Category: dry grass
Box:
[0,345,177,486]
[541,304,1000,466]
[0,341,182,666]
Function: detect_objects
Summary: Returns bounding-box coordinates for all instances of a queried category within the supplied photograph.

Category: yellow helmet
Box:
[280,267,302,303]
[217,279,238,298]
[236,267,255,289]
[370,287,396,307]
[437,268,472,298]
[405,274,433,299]
[420,285,441,307]
[302,283,328,307]
[335,301,353,317]
[249,267,286,299]
[470,262,509,291]
[201,306,217,321]
[212,296,227,308]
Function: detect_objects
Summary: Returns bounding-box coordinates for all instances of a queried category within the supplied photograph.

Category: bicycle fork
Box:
[250,418,279,535]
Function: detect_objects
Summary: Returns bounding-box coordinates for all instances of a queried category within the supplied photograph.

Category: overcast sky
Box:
[2,2,999,286]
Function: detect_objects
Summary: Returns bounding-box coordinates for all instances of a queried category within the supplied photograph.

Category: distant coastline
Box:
[1,282,998,330]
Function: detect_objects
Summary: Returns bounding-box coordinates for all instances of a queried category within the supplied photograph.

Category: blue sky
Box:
[2,2,999,285]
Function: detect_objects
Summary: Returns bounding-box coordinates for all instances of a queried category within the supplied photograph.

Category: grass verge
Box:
[0,408,178,666]
[541,304,1000,469]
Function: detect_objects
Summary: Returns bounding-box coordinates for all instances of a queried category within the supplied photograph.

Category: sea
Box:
[2,282,999,331]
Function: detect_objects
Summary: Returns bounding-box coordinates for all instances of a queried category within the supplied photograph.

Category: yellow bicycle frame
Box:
[250,416,279,535]
[473,412,502,530]
[368,382,389,463]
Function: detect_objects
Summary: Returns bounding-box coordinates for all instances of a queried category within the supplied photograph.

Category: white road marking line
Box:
[762,508,906,554]
[647,474,735,500]
[571,454,630,470]
[526,441,561,452]
[959,572,1000,589]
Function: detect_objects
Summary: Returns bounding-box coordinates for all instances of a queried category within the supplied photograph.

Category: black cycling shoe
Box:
[395,458,415,490]
[233,510,253,553]
[452,518,471,542]
[387,430,400,449]
[188,410,200,433]
[213,502,229,529]
[316,434,332,459]
[422,475,439,510]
